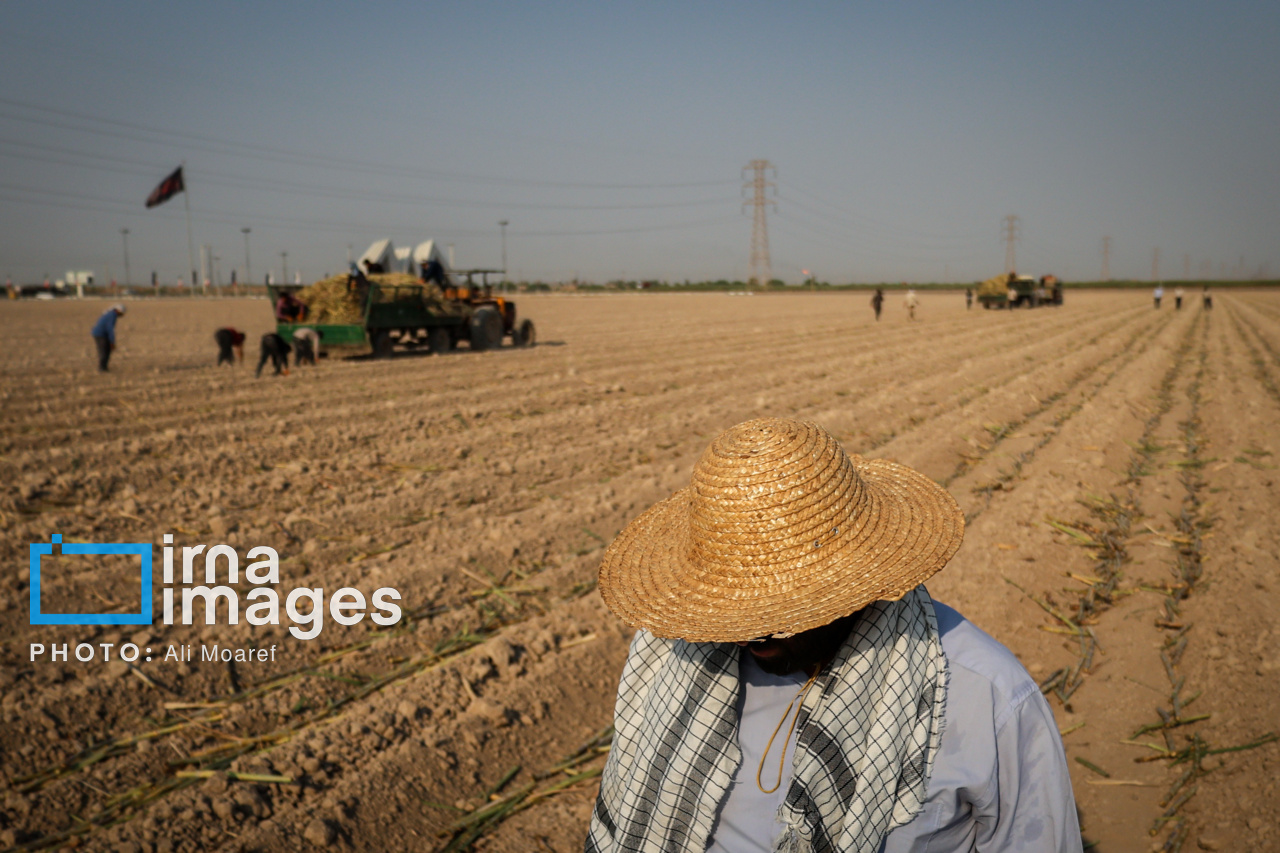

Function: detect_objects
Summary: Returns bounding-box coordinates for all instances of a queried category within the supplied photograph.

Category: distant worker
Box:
[346,261,367,289]
[420,257,446,287]
[347,261,372,307]
[213,327,246,366]
[255,333,292,377]
[292,327,321,366]
[870,288,884,322]
[1007,284,1017,309]
[1175,286,1185,310]
[1202,285,1213,310]
[964,287,973,310]
[1153,285,1164,309]
[275,290,307,323]
[91,304,126,372]
[904,288,919,321]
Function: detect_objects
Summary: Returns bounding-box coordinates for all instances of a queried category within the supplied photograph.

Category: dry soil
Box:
[1,290,1278,853]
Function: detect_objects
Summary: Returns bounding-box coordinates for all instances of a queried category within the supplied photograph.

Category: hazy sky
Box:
[1,1,1276,285]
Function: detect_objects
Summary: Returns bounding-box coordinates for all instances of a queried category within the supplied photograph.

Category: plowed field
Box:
[2,290,1278,852]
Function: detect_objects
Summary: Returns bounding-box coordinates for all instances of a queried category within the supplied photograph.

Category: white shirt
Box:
[707,602,1081,852]
[706,652,809,852]
[292,327,321,351]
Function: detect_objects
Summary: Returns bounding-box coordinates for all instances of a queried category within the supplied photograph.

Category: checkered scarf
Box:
[586,586,948,853]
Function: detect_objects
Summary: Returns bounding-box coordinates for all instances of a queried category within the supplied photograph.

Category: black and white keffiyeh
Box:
[586,586,948,853]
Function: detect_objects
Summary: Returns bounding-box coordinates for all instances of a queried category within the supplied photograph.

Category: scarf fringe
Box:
[773,806,813,853]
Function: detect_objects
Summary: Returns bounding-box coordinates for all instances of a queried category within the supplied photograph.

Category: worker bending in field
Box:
[91,304,126,372]
[588,418,1081,853]
[256,332,292,377]
[214,327,246,366]
[292,327,321,365]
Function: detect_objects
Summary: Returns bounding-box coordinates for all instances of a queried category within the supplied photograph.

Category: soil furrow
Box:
[4,293,1277,853]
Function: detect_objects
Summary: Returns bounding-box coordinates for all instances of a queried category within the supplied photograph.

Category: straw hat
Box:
[598,418,964,642]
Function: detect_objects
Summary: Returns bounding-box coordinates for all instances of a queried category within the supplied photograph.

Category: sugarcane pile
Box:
[296,273,446,324]
[976,271,1016,301]
[294,275,362,324]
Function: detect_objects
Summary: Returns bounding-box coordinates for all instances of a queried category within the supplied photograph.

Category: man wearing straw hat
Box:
[588,418,1079,853]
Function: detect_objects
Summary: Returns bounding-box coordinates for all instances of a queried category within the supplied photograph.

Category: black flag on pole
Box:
[145,166,185,208]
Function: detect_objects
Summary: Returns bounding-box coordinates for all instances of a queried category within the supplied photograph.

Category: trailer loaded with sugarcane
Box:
[976,271,1063,309]
[268,240,534,358]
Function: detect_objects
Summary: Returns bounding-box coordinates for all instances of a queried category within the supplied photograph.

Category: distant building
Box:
[56,270,94,288]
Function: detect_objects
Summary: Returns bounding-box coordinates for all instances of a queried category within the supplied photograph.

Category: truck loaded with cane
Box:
[268,239,535,358]
[976,271,1063,309]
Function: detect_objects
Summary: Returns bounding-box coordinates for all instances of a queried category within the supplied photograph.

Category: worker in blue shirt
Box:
[91,304,126,372]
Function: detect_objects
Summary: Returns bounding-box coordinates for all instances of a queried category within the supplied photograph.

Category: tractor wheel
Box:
[428,326,452,355]
[469,307,503,351]
[372,331,395,359]
[514,319,536,347]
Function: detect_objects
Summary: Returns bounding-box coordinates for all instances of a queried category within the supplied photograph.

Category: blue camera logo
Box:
[29,534,153,626]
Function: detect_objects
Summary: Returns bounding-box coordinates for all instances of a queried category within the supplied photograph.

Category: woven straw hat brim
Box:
[598,456,963,643]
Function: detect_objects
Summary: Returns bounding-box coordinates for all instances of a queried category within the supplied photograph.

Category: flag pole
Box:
[182,161,198,296]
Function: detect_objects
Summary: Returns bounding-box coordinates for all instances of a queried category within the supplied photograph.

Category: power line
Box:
[518,215,741,237]
[778,178,988,245]
[0,145,736,213]
[772,212,988,266]
[743,160,776,286]
[0,186,740,242]
[772,194,991,264]
[1003,214,1020,274]
[0,99,736,191]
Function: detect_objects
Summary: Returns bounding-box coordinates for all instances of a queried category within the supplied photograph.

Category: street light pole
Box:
[120,228,131,288]
[499,219,509,294]
[241,227,252,289]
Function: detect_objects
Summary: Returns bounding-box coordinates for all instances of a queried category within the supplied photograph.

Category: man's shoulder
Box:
[933,601,1040,719]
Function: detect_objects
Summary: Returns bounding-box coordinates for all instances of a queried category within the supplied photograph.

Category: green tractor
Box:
[269,274,534,359]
